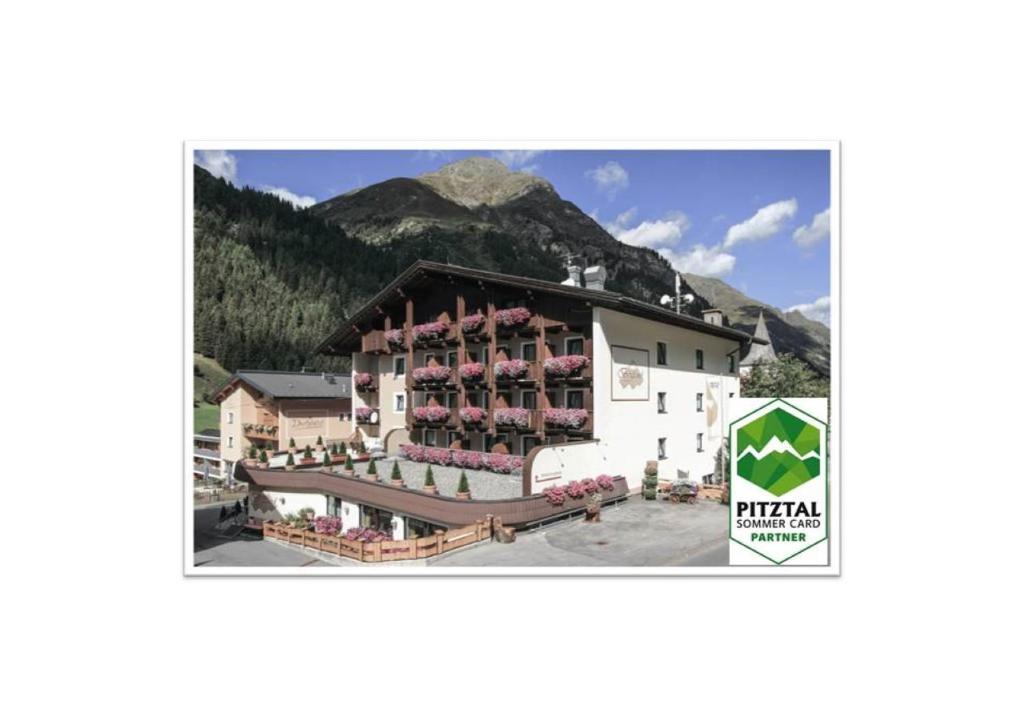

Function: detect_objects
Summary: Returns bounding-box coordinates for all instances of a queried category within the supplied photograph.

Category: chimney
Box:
[561,260,583,287]
[702,308,724,326]
[583,265,607,291]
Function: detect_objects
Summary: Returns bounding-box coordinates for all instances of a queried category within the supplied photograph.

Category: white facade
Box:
[591,307,741,489]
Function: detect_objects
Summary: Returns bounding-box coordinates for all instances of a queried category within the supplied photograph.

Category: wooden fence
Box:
[262,515,498,562]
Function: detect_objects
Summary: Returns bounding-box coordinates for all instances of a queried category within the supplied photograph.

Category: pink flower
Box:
[543,408,589,429]
[355,406,377,423]
[493,359,530,380]
[458,362,485,381]
[543,354,590,378]
[411,321,448,344]
[543,486,567,506]
[384,329,406,348]
[344,527,392,542]
[493,407,531,428]
[313,515,343,535]
[596,474,615,491]
[494,307,532,328]
[353,372,375,390]
[412,365,452,384]
[460,314,486,334]
[459,406,486,424]
[425,447,451,465]
[452,450,483,469]
[412,406,450,423]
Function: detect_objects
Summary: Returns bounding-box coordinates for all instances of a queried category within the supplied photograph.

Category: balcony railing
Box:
[542,408,593,434]
[410,406,453,427]
[492,407,541,433]
[492,360,541,385]
[361,329,390,354]
[456,362,489,386]
[242,423,279,440]
[410,365,455,389]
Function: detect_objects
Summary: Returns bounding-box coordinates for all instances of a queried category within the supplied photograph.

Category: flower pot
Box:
[390,479,405,488]
[456,491,471,501]
[366,474,378,482]
[257,462,269,469]
[423,485,438,495]
[285,465,296,472]
[330,454,344,463]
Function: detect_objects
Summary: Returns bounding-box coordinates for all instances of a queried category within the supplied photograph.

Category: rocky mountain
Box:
[679,273,830,376]
[289,157,827,376]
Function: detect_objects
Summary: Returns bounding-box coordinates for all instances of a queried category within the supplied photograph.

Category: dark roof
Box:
[195,428,219,439]
[214,371,351,403]
[317,260,761,355]
[740,311,778,366]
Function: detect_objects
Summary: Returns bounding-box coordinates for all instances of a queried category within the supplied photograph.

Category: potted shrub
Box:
[301,445,315,465]
[423,464,438,495]
[245,445,258,467]
[344,454,354,473]
[257,448,269,469]
[315,435,324,453]
[330,443,344,463]
[288,438,297,454]
[285,451,296,471]
[366,458,379,482]
[322,451,332,467]
[390,461,405,487]
[456,471,471,500]
[300,507,316,522]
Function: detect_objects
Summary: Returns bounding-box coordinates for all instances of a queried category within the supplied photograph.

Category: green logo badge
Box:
[735,407,820,497]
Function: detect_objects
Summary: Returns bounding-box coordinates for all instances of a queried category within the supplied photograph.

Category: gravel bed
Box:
[347,459,523,500]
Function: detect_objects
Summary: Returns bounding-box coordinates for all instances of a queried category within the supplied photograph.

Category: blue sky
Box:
[195,148,832,324]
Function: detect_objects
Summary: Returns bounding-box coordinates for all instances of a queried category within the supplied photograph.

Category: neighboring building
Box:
[739,310,778,376]
[214,371,352,481]
[316,260,762,489]
[193,427,223,484]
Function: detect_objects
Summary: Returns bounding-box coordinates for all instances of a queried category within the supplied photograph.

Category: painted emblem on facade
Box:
[617,365,643,388]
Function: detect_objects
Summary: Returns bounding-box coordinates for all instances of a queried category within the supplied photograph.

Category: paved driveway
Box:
[430,495,729,567]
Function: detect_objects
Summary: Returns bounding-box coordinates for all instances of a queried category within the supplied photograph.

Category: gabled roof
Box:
[317,260,761,355]
[214,371,351,403]
[740,311,778,366]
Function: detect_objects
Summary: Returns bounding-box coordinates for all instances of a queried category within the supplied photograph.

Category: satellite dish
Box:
[681,293,695,304]
[659,294,672,306]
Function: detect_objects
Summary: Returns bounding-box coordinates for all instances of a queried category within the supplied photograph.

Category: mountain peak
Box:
[418,156,552,208]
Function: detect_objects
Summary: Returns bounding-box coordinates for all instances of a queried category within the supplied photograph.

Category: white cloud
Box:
[793,208,831,247]
[491,150,545,168]
[786,295,831,325]
[259,185,317,209]
[604,207,691,250]
[586,161,629,198]
[660,244,736,278]
[724,198,798,248]
[195,150,238,184]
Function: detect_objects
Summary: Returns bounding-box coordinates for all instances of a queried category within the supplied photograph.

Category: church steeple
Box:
[740,311,778,368]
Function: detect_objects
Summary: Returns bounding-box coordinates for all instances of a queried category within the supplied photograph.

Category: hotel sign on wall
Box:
[289,416,325,432]
[610,345,649,401]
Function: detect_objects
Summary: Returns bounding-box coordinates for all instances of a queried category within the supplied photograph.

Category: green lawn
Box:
[194,402,219,433]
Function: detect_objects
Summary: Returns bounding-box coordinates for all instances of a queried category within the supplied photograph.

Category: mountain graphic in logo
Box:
[735,407,821,496]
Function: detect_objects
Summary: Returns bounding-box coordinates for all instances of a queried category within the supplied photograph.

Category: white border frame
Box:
[184,139,841,577]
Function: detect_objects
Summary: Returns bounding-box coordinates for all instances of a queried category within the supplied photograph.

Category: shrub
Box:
[400,444,426,462]
[258,448,268,463]
[457,471,470,494]
[493,407,530,428]
[248,446,257,459]
[412,365,452,384]
[339,441,347,455]
[303,445,313,460]
[353,372,375,390]
[412,406,450,423]
[543,408,589,429]
[316,435,323,446]
[313,515,343,535]
[384,329,405,348]
[367,458,378,475]
[493,359,530,380]
[411,321,448,344]
[565,480,586,499]
[322,451,331,465]
[424,464,435,486]
[391,462,403,480]
[494,306,531,328]
[286,452,295,466]
[543,354,590,378]
[460,313,486,334]
[459,406,486,424]
[581,478,599,495]
[458,362,486,381]
[344,455,354,471]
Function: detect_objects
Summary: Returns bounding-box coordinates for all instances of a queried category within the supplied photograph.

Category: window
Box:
[657,437,667,460]
[729,392,735,398]
[521,342,537,361]
[447,351,458,367]
[728,355,736,373]
[566,389,584,409]
[482,347,490,365]
[702,473,715,486]
[696,392,703,412]
[522,436,541,455]
[424,429,437,447]
[394,392,406,413]
[657,392,667,414]
[482,392,490,409]
[697,433,704,452]
[394,356,406,377]
[657,342,667,366]
[228,436,234,449]
[566,337,585,355]
[696,349,704,370]
[522,390,537,409]
[227,411,234,424]
[446,392,458,409]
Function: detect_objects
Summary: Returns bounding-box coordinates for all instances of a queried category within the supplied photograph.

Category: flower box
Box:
[411,321,448,345]
[493,407,531,429]
[398,444,524,474]
[412,365,453,385]
[384,329,406,349]
[412,406,451,424]
[355,407,378,424]
[458,362,486,383]
[353,372,376,391]
[460,313,486,335]
[493,359,530,381]
[543,354,590,379]
[458,406,487,426]
[543,408,589,430]
[494,306,531,330]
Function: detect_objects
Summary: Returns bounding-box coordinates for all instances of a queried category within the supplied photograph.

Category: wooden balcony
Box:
[542,357,593,386]
[542,410,594,435]
[492,360,541,386]
[243,423,279,441]
[491,408,541,433]
[361,329,390,355]
[457,364,490,387]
